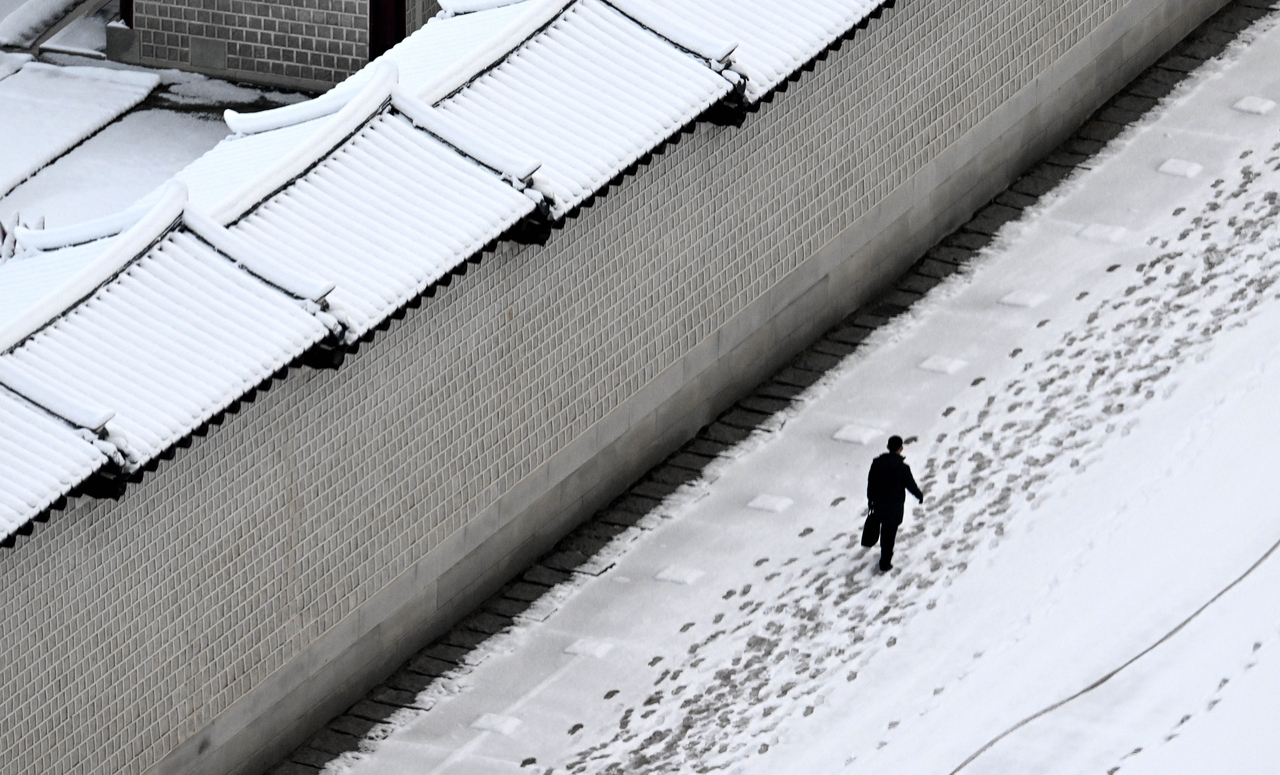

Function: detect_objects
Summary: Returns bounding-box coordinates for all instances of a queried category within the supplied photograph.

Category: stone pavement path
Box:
[268,1,1280,772]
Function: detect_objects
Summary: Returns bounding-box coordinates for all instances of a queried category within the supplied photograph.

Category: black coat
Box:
[866,452,922,523]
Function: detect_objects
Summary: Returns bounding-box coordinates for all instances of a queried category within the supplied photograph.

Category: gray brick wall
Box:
[406,0,438,37]
[0,1,1228,773]
[133,0,369,88]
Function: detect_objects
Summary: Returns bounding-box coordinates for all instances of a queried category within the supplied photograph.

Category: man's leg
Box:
[879,520,900,571]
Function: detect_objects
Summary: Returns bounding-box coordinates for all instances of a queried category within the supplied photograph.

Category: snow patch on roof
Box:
[0,61,158,197]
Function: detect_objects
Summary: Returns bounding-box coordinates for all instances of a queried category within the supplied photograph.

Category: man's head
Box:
[887,435,904,454]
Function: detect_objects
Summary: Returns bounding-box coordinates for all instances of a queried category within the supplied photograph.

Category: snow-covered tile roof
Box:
[0,386,106,538]
[0,0,894,537]
[639,0,883,103]
[343,0,548,98]
[0,61,158,196]
[432,0,735,218]
[174,117,330,216]
[230,110,537,337]
[1,191,334,473]
[0,238,107,334]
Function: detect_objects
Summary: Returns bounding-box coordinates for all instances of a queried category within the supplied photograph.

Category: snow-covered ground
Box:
[323,10,1280,775]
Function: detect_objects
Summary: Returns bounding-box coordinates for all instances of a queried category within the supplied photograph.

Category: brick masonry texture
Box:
[133,0,370,87]
[0,1,1233,774]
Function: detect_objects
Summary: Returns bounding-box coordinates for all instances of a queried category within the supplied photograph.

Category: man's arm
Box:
[903,464,923,503]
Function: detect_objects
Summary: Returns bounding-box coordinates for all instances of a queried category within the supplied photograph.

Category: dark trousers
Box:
[861,513,901,570]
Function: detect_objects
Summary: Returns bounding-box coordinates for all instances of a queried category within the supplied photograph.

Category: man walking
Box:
[863,435,923,572]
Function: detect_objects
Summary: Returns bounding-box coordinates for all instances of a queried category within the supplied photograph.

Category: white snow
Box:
[746,494,794,513]
[1232,95,1275,114]
[0,0,78,47]
[0,108,228,229]
[40,11,106,57]
[323,9,1280,775]
[1157,157,1204,178]
[833,425,883,445]
[0,61,157,198]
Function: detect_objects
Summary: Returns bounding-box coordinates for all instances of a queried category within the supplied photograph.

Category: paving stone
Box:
[699,421,753,444]
[794,351,842,372]
[406,654,455,677]
[347,700,401,723]
[773,366,823,388]
[1077,120,1125,142]
[386,670,434,694]
[649,464,701,485]
[942,230,992,250]
[898,273,942,295]
[684,436,734,456]
[1216,6,1267,29]
[612,493,662,514]
[666,451,717,471]
[598,508,649,528]
[848,312,891,329]
[717,408,771,429]
[504,582,551,602]
[1095,105,1144,125]
[330,715,379,738]
[268,762,321,775]
[1041,150,1089,169]
[1113,93,1160,113]
[577,521,629,542]
[811,338,856,358]
[1155,54,1201,73]
[1063,137,1105,156]
[460,611,514,634]
[424,643,470,663]
[1127,70,1182,99]
[543,550,590,572]
[558,533,611,555]
[443,629,490,649]
[966,204,1022,235]
[367,686,425,708]
[1178,36,1232,60]
[288,748,335,769]
[914,258,961,279]
[827,325,873,345]
[632,479,679,499]
[305,729,359,756]
[484,596,533,618]
[878,288,922,307]
[1026,161,1075,183]
[1011,175,1060,197]
[867,302,907,319]
[927,245,973,264]
[522,566,572,587]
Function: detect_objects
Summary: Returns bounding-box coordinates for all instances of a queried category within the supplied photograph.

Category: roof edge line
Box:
[0,181,188,355]
[0,368,114,432]
[602,0,738,66]
[182,207,337,303]
[416,0,574,106]
[392,88,542,186]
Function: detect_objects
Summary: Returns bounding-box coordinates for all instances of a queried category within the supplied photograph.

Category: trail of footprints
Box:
[554,157,1280,773]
